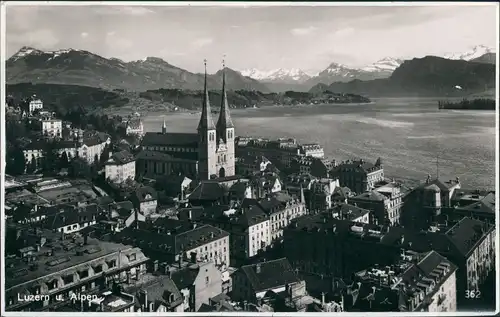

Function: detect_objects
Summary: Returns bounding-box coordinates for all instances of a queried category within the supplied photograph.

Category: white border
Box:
[1,1,499,316]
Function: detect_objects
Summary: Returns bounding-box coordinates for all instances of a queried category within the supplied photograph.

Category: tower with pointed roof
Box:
[215,58,236,178]
[161,118,167,134]
[197,60,218,180]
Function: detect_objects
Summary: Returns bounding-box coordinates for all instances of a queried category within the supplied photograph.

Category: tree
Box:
[59,151,69,169]
[5,147,26,175]
[99,146,111,165]
[41,141,59,174]
[69,157,91,179]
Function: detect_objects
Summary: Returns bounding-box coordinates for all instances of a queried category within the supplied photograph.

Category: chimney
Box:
[139,290,148,309]
[134,209,139,229]
[243,300,248,311]
[83,233,88,245]
[153,260,159,272]
[256,263,261,274]
[179,253,184,267]
[321,292,326,307]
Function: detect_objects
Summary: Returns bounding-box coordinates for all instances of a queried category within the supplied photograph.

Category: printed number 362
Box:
[465,290,481,299]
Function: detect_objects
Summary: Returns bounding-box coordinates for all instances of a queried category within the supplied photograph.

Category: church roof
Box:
[198,61,216,131]
[216,67,235,130]
[142,132,198,147]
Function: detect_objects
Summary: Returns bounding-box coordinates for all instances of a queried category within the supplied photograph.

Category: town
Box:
[4,64,496,313]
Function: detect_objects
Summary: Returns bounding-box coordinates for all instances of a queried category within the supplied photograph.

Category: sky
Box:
[5,3,499,74]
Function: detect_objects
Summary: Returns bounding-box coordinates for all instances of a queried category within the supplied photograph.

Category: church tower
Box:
[161,118,167,134]
[215,58,236,178]
[197,60,218,180]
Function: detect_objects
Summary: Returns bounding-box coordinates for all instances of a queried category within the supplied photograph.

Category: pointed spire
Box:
[217,56,235,134]
[162,117,167,134]
[198,59,215,131]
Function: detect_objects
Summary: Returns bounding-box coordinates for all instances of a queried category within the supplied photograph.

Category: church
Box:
[139,61,236,181]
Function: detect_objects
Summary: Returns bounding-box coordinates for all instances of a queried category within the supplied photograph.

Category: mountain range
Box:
[6,45,496,96]
[240,45,496,91]
[6,46,270,92]
[313,56,496,97]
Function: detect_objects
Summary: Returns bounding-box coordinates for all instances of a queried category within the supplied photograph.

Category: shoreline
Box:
[102,100,377,117]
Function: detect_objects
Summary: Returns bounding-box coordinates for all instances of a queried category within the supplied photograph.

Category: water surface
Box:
[141,97,496,189]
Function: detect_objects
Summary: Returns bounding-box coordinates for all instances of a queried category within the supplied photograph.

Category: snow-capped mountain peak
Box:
[360,57,404,72]
[9,46,82,61]
[239,68,311,83]
[444,45,495,61]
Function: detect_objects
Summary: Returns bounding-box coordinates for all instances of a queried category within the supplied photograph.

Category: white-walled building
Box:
[132,186,158,217]
[105,150,136,184]
[40,118,62,139]
[28,96,43,114]
[126,119,144,136]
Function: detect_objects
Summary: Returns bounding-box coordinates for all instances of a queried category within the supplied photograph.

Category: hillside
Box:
[310,56,496,97]
[470,53,496,64]
[6,83,371,116]
[6,47,270,92]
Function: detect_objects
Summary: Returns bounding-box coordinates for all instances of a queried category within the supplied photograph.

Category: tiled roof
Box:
[333,160,382,174]
[332,203,370,221]
[135,186,157,202]
[141,275,183,308]
[445,217,493,257]
[351,190,386,202]
[240,258,301,293]
[135,150,197,163]
[188,181,226,201]
[42,204,99,229]
[381,217,492,258]
[171,265,200,290]
[174,224,229,254]
[455,192,495,214]
[142,132,198,147]
[108,150,135,165]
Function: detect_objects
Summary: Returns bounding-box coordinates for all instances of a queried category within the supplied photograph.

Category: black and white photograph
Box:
[1,1,498,314]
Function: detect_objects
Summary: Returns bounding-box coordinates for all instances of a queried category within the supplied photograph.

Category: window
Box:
[206,276,210,284]
[63,274,75,285]
[93,265,103,274]
[78,269,89,279]
[107,259,117,269]
[128,253,136,261]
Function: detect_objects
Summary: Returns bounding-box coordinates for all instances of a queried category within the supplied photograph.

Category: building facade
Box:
[105,151,136,184]
[331,158,384,194]
[5,236,149,312]
[140,62,236,181]
[40,118,62,139]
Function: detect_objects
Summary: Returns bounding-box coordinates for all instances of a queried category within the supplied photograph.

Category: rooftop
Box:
[381,217,493,258]
[350,190,387,202]
[5,236,144,289]
[107,150,135,165]
[188,181,226,201]
[142,132,198,147]
[289,213,385,242]
[135,150,197,163]
[241,258,301,293]
[330,203,370,221]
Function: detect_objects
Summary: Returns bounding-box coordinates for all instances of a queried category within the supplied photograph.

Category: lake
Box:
[140,97,496,190]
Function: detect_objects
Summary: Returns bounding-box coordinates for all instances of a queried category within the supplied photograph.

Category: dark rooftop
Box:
[5,236,145,289]
[188,181,226,201]
[107,150,135,165]
[240,258,301,293]
[135,150,197,163]
[142,132,198,147]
